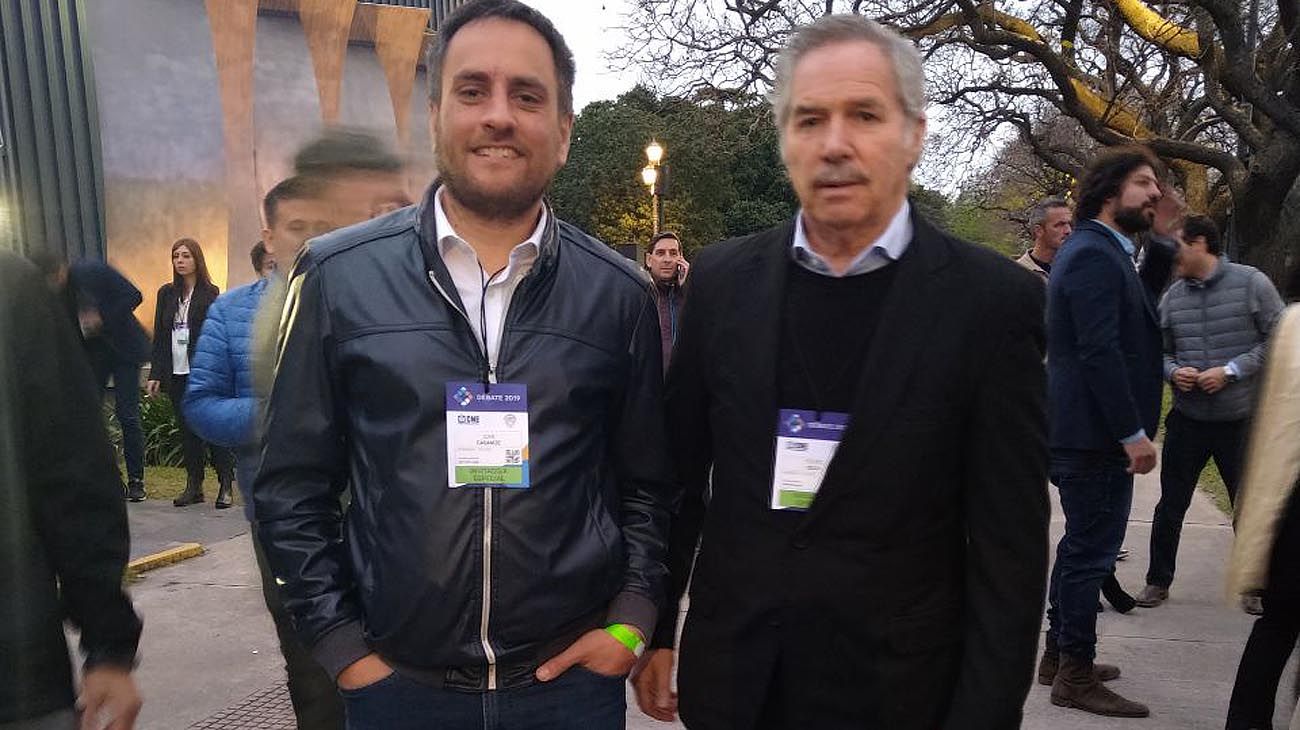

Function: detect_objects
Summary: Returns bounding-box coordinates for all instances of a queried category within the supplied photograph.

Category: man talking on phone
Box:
[646,231,689,371]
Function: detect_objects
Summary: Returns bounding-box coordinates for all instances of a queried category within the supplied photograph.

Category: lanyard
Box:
[477,261,509,387]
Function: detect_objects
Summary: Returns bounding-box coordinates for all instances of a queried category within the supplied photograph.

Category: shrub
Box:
[141,392,184,467]
[100,388,184,467]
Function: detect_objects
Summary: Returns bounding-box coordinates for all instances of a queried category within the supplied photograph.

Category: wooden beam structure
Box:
[204,0,260,288]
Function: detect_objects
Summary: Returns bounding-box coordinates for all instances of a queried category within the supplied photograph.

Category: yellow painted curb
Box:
[126,543,204,577]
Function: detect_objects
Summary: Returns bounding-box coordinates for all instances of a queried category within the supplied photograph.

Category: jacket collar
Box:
[1071,220,1159,324]
[1083,218,1137,257]
[1187,256,1227,288]
[414,182,561,316]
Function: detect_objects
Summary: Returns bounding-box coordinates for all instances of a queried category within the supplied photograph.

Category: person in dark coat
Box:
[0,251,143,729]
[633,15,1049,729]
[1042,146,1166,718]
[31,253,151,502]
[145,238,234,508]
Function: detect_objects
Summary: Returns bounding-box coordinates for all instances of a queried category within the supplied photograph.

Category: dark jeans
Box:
[1147,410,1245,589]
[342,667,625,730]
[92,357,144,485]
[1046,450,1134,660]
[1226,490,1300,730]
[167,375,234,486]
[252,531,345,730]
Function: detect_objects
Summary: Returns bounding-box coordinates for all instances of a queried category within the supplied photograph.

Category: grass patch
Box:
[1158,385,1233,517]
[1198,464,1232,515]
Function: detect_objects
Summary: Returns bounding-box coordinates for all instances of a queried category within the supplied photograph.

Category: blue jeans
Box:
[342,668,626,730]
[93,357,144,485]
[1046,450,1134,660]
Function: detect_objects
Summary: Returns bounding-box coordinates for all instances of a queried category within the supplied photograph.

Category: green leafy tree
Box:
[550,86,797,256]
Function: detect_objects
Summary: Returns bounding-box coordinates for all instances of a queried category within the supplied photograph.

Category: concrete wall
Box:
[86,0,434,332]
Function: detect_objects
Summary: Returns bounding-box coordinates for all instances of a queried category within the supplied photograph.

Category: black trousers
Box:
[1227,489,1300,730]
[1146,411,1245,588]
[167,374,234,487]
[252,530,345,730]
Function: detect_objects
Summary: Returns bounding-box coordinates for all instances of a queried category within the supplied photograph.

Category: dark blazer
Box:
[150,281,218,388]
[1047,220,1163,451]
[656,212,1050,729]
[66,260,150,365]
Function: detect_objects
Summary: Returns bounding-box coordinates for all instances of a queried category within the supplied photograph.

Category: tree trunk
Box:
[1231,131,1300,285]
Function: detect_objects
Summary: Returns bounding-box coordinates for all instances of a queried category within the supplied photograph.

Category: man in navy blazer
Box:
[32,253,151,502]
[1043,146,1165,718]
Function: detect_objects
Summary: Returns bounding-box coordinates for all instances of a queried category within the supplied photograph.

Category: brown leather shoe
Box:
[1051,655,1149,717]
[1037,648,1122,685]
[1134,585,1169,608]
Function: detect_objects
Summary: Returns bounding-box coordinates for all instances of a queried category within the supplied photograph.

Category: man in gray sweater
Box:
[1137,215,1285,608]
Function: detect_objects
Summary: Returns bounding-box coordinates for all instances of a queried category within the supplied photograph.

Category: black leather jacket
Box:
[254,186,674,690]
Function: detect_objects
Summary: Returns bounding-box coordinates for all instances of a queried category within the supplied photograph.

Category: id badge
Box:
[445,382,530,489]
[770,409,849,511]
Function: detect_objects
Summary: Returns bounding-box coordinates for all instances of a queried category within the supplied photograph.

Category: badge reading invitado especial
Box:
[445,382,530,489]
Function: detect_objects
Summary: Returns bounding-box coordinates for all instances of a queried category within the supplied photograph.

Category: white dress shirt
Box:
[433,189,546,372]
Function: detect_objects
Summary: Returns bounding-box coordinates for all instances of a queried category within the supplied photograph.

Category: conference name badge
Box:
[770,409,848,511]
[445,382,530,489]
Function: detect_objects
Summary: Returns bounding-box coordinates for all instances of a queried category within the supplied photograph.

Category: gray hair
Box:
[1028,197,1071,231]
[770,14,926,129]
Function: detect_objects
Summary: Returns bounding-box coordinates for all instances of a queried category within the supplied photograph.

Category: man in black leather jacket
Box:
[253,2,674,727]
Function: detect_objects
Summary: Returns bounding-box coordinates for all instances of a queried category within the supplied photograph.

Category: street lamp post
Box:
[641,140,665,235]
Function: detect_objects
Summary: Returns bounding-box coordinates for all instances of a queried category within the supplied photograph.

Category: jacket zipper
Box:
[427,230,544,690]
[427,271,499,690]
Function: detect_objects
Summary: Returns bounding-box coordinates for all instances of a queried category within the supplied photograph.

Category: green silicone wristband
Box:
[604,623,645,657]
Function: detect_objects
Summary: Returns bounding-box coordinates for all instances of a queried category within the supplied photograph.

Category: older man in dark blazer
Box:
[1042,146,1165,718]
[631,14,1049,730]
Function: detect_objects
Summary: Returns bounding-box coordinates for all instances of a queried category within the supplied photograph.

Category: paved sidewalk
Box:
[126,497,250,561]
[121,470,1296,729]
[1023,470,1296,729]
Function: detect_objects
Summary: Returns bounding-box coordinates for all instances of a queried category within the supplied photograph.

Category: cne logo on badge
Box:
[770,409,849,511]
[445,382,530,489]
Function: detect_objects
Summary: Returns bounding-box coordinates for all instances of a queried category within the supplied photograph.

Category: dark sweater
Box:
[778,261,900,415]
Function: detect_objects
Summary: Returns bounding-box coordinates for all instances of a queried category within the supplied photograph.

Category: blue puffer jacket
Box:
[183,276,270,521]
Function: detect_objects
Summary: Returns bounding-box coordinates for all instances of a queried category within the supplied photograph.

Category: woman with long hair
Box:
[146,239,235,508]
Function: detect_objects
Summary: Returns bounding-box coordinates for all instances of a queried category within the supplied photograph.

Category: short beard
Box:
[435,139,549,223]
[1114,204,1153,235]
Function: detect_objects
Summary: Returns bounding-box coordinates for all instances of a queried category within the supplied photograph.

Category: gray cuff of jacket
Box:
[311,620,371,681]
[606,590,658,641]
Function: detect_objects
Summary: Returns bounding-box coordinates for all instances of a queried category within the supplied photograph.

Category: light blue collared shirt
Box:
[792,201,912,277]
[1094,219,1137,258]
